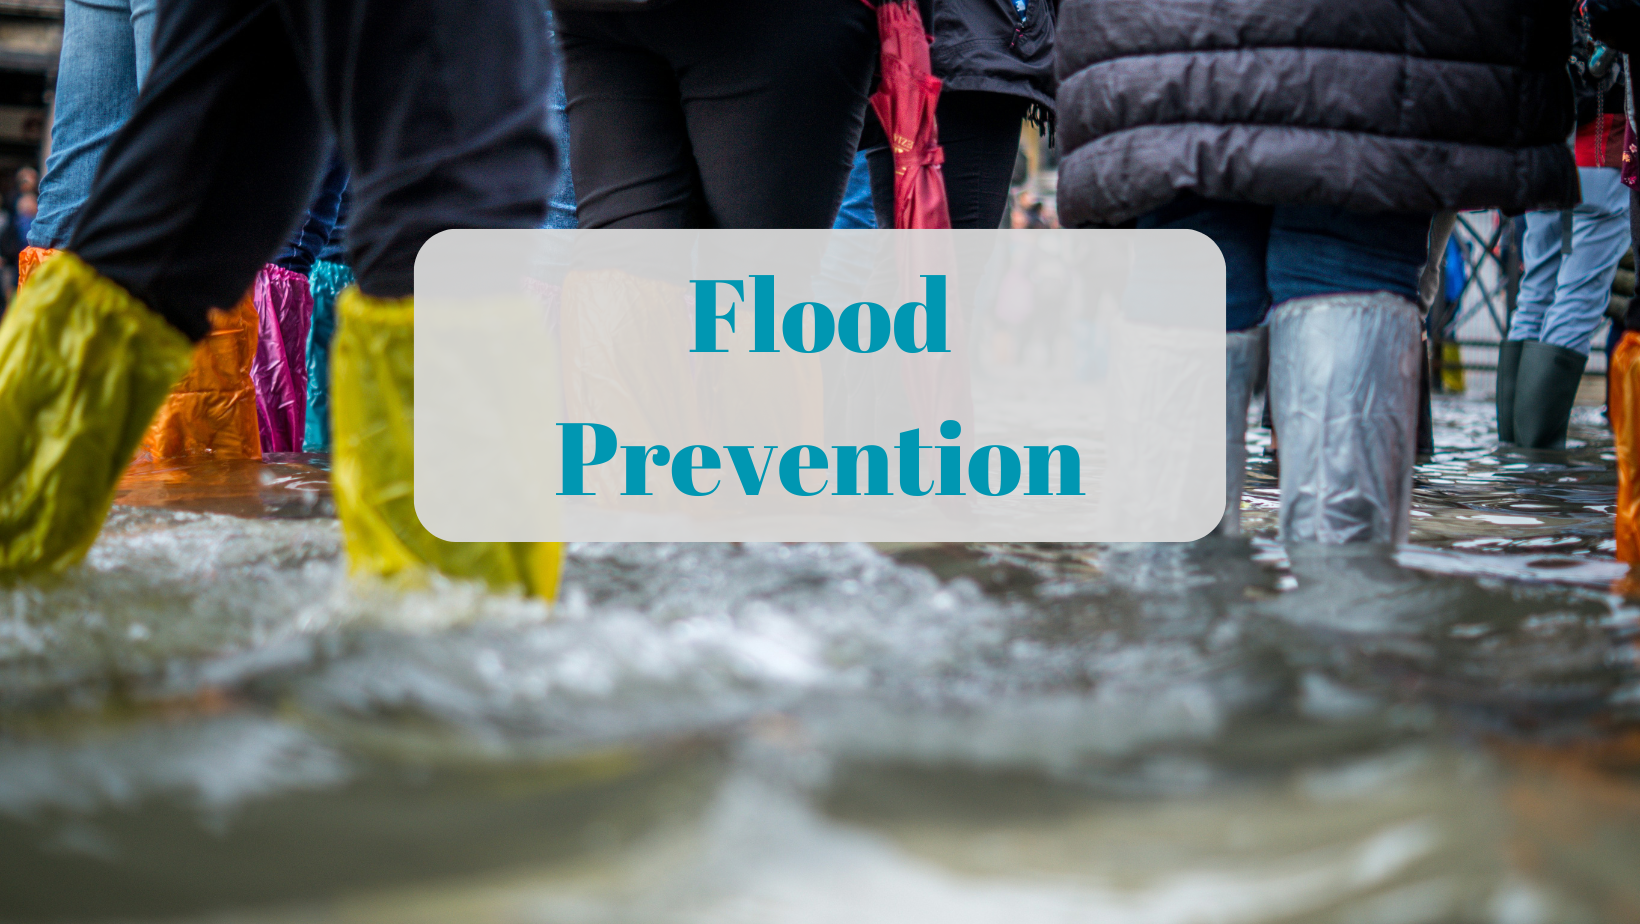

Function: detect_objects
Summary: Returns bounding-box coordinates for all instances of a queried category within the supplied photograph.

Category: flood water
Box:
[2,396,1638,923]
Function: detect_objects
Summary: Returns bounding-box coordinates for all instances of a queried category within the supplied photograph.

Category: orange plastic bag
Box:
[1612,330,1640,563]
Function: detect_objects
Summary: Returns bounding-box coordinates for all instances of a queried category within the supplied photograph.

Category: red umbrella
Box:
[868,0,951,230]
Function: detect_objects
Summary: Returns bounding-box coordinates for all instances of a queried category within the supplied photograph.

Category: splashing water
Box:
[1,400,1637,923]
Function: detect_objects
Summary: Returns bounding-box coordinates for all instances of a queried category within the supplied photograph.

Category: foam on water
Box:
[0,397,1636,922]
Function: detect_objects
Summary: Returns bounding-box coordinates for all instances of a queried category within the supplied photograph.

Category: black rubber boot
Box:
[1512,340,1589,450]
[1495,339,1526,445]
[1417,337,1434,461]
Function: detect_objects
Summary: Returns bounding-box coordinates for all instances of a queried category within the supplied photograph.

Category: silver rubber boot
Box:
[1268,293,1422,544]
[1213,328,1267,537]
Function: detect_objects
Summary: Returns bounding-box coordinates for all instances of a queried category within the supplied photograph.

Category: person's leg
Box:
[279,0,562,595]
[274,153,348,276]
[863,91,1028,232]
[299,162,350,453]
[3,0,562,585]
[0,0,322,574]
[1137,193,1271,331]
[548,15,700,229]
[833,151,876,230]
[251,153,349,453]
[926,90,1030,374]
[278,0,556,296]
[303,255,351,452]
[28,0,141,250]
[1266,207,1432,544]
[1511,169,1632,448]
[1538,169,1632,354]
[1492,210,1564,443]
[1136,194,1273,535]
[69,0,327,340]
[1615,325,1640,562]
[635,0,876,229]
[1620,186,1640,562]
[1510,210,1565,343]
[936,91,1030,230]
[862,114,896,231]
[27,0,254,464]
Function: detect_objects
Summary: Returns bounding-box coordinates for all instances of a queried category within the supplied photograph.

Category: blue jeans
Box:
[30,0,157,249]
[833,151,875,229]
[1137,194,1432,331]
[1509,167,1632,355]
[320,192,349,263]
[273,154,349,275]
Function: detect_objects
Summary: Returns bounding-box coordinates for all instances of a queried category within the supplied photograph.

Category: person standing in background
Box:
[24,0,350,461]
[9,167,37,247]
[26,0,155,260]
[863,0,1057,233]
[553,0,877,229]
[0,167,38,306]
[303,187,351,453]
[18,0,268,461]
[1057,0,1577,544]
[252,156,348,454]
[0,0,565,597]
[1586,0,1640,564]
[859,0,1058,388]
[1497,24,1631,450]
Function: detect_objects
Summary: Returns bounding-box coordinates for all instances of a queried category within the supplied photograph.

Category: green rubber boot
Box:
[1512,340,1588,450]
[1495,339,1526,445]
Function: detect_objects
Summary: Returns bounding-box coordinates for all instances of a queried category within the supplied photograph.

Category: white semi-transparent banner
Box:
[414,229,1225,542]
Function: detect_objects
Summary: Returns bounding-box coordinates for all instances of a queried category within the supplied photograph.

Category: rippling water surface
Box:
[2,398,1637,923]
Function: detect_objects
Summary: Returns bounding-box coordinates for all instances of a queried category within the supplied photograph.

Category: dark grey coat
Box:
[1055,0,1581,227]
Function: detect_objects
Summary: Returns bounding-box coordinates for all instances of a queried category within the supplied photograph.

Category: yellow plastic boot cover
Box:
[25,248,261,462]
[331,288,563,598]
[0,252,193,575]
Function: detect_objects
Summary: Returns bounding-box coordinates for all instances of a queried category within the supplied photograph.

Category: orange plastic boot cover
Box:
[138,294,262,461]
[17,246,58,289]
[1612,330,1640,563]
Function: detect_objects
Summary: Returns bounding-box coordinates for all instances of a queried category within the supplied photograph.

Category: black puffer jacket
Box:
[1055,0,1580,227]
[930,0,1058,124]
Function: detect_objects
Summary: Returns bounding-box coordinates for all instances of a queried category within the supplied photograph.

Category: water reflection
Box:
[0,396,1635,922]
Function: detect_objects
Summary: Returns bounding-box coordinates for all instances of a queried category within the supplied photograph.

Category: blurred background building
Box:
[0,0,58,173]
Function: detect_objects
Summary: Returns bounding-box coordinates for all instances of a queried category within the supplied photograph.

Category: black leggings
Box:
[865,90,1027,231]
[556,0,877,229]
[68,0,558,339]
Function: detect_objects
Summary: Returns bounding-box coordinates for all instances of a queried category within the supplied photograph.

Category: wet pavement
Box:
[1,396,1637,923]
